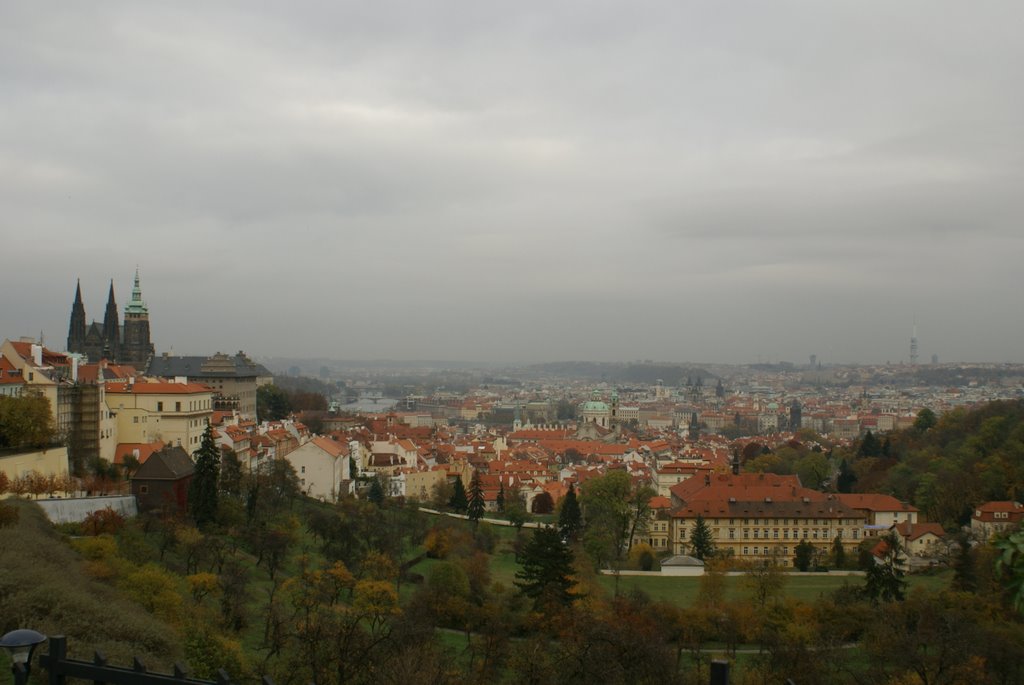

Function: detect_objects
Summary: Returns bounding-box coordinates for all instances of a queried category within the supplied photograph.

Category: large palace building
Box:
[67,270,155,367]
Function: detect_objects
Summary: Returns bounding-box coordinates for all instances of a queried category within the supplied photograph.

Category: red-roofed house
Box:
[972,501,1024,539]
[835,493,919,537]
[891,521,948,557]
[286,435,351,501]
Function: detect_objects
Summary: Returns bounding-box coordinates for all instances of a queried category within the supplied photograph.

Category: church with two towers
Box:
[66,270,155,366]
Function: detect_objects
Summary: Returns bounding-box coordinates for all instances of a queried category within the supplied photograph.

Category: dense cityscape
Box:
[2,275,1024,684]
[4,3,1024,684]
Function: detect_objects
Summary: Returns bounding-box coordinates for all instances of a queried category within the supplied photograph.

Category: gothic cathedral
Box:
[67,270,155,366]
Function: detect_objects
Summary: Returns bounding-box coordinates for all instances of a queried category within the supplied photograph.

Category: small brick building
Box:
[131,445,194,516]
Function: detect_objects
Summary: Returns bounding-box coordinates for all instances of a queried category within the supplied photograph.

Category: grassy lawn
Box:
[596,570,953,606]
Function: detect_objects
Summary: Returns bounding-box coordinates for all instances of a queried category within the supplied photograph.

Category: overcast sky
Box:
[2,2,1022,365]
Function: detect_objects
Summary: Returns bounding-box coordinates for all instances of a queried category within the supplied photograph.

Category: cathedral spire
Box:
[67,279,87,354]
[125,268,148,316]
[102,279,120,360]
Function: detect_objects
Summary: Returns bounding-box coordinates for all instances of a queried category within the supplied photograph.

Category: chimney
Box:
[31,344,43,366]
[71,355,79,382]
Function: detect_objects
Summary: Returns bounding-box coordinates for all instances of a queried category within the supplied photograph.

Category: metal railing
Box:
[38,637,273,685]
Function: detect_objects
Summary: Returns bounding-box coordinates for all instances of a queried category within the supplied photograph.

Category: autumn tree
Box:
[0,394,56,448]
[581,470,652,569]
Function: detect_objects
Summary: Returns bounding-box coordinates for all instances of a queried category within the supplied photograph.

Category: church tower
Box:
[67,280,86,354]
[102,280,120,361]
[121,269,155,366]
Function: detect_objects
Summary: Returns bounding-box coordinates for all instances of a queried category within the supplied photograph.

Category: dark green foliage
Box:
[857,430,880,457]
[449,477,468,513]
[496,482,505,513]
[515,526,577,610]
[218,448,242,497]
[689,514,715,561]
[831,535,847,568]
[467,472,485,524]
[836,458,857,493]
[995,527,1024,615]
[368,477,385,505]
[914,407,938,432]
[558,483,582,542]
[794,539,815,571]
[863,533,907,603]
[188,425,219,529]
[952,535,976,592]
[256,383,292,421]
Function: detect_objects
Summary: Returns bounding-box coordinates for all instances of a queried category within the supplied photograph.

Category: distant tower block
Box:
[910,323,919,366]
[931,354,938,365]
[809,354,817,368]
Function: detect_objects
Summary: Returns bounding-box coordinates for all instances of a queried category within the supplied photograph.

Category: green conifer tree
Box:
[449,477,468,513]
[368,477,385,505]
[467,472,485,524]
[689,514,716,560]
[515,526,577,610]
[496,482,506,513]
[832,534,847,569]
[558,483,582,542]
[794,539,815,571]
[188,424,220,529]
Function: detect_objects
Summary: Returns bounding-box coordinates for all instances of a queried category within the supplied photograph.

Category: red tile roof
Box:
[835,493,919,513]
[114,441,166,465]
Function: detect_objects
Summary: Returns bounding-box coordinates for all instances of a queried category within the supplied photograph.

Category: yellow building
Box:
[105,380,214,453]
[0,446,70,481]
[669,473,866,567]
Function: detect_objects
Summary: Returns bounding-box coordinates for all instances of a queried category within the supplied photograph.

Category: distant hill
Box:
[527,361,716,385]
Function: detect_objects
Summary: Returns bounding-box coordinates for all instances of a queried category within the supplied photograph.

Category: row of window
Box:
[156,400,212,412]
[682,527,860,541]
[706,517,854,526]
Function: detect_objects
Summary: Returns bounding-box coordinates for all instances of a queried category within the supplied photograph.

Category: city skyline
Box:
[2,3,1022,364]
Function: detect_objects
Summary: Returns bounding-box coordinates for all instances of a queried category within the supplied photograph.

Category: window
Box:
[301,466,306,474]
[743,547,749,555]
[175,402,181,412]
[157,401,163,411]
[728,528,735,539]
[753,530,759,539]
[773,529,779,539]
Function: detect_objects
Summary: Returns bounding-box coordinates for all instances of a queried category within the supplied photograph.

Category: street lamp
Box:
[0,630,46,685]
